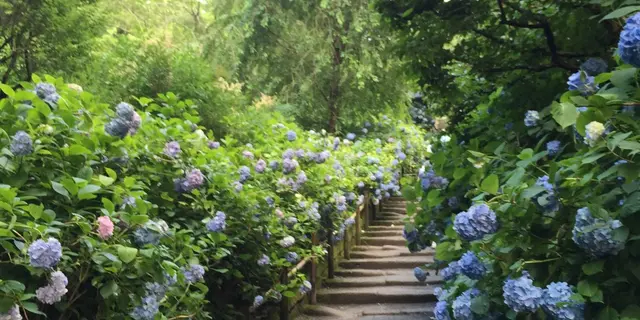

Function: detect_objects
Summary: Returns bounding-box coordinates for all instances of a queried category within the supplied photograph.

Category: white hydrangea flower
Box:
[585,121,605,146]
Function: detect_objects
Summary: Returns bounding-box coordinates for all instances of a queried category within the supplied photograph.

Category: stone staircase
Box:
[297,197,440,320]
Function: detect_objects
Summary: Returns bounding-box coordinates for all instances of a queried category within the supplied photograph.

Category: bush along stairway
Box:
[297,196,441,320]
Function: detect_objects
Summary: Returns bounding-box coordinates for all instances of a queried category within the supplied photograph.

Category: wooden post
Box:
[280,270,289,320]
[309,233,318,304]
[343,226,350,260]
[355,203,361,246]
[328,232,335,279]
[363,191,370,229]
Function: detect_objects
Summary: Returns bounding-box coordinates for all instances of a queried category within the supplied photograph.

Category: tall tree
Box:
[237,0,412,131]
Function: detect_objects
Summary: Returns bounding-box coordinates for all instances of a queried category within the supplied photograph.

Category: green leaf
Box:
[621,192,640,217]
[577,280,599,297]
[601,6,640,21]
[282,291,296,298]
[453,168,467,180]
[582,153,607,164]
[517,149,534,160]
[51,181,70,199]
[597,306,620,320]
[401,8,414,17]
[99,175,115,187]
[68,144,92,155]
[621,305,640,320]
[505,167,526,187]
[618,141,640,151]
[551,101,578,128]
[611,68,637,91]
[582,260,605,275]
[78,185,101,198]
[608,132,633,150]
[470,295,490,315]
[100,280,119,298]
[116,246,138,263]
[480,174,499,194]
[22,302,45,315]
[0,84,15,97]
[105,168,117,179]
[102,198,115,213]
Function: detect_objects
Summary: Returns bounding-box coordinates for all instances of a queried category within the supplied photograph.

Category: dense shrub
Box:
[406,13,640,320]
[0,75,426,319]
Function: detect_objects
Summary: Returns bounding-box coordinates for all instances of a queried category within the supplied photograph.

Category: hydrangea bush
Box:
[403,14,640,320]
[0,74,427,319]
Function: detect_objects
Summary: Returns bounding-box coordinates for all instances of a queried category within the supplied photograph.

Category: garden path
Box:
[297,197,440,319]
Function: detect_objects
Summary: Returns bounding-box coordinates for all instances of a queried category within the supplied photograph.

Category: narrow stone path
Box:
[298,197,440,319]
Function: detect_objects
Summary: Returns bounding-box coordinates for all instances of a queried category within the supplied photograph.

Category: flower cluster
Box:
[36,271,68,304]
[181,264,205,284]
[440,261,461,281]
[546,140,561,156]
[502,272,543,313]
[35,82,61,105]
[134,220,169,246]
[10,131,33,156]
[206,211,226,232]
[585,121,605,146]
[163,141,181,158]
[618,12,640,67]
[542,282,584,319]
[458,251,486,280]
[28,238,62,268]
[524,110,539,127]
[285,252,299,263]
[452,289,482,320]
[286,130,297,141]
[105,102,142,138]
[0,305,21,320]
[453,203,498,241]
[572,207,625,257]
[567,71,598,95]
[413,267,427,282]
[174,169,205,193]
[97,216,114,240]
[279,236,295,248]
[580,58,608,76]
[419,168,449,190]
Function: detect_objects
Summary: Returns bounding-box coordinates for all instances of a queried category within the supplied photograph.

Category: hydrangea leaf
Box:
[621,305,640,320]
[116,246,138,263]
[577,280,599,297]
[551,101,578,129]
[597,306,620,320]
[480,174,499,194]
[582,260,605,275]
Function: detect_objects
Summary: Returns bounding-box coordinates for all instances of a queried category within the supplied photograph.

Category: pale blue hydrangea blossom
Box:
[453,204,498,241]
[572,207,625,257]
[459,251,486,280]
[502,272,543,313]
[206,211,226,232]
[10,131,33,156]
[542,282,585,320]
[28,238,62,268]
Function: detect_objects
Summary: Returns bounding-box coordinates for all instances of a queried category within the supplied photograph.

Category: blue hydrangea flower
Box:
[255,159,267,173]
[35,83,60,105]
[434,301,451,320]
[580,58,608,76]
[577,107,588,112]
[547,140,561,156]
[295,149,306,158]
[453,204,498,241]
[441,261,461,281]
[542,282,585,320]
[315,150,331,163]
[208,140,220,149]
[242,150,254,160]
[503,272,543,313]
[206,211,226,232]
[269,160,279,170]
[398,152,406,160]
[567,71,598,95]
[572,207,625,257]
[186,169,204,189]
[285,252,299,263]
[36,271,68,304]
[252,295,264,311]
[336,195,347,212]
[239,166,251,182]
[459,251,486,280]
[362,128,368,134]
[307,202,321,220]
[10,131,33,156]
[346,133,356,140]
[618,13,640,67]
[344,217,355,226]
[182,264,205,283]
[286,130,297,141]
[163,141,181,158]
[448,197,459,209]
[358,181,365,188]
[333,137,340,150]
[130,295,160,320]
[296,171,307,185]
[452,289,481,320]
[536,176,554,192]
[105,118,131,138]
[414,267,427,282]
[257,254,270,266]
[505,122,513,130]
[524,110,540,127]
[28,238,62,268]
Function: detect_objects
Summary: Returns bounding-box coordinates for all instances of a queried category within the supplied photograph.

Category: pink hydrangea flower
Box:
[97,216,114,240]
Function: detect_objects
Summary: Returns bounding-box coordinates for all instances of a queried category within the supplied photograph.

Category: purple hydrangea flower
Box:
[269,160,279,170]
[36,271,68,304]
[0,305,21,320]
[208,140,220,149]
[242,150,254,160]
[206,211,226,232]
[299,280,312,294]
[239,166,251,182]
[255,159,267,173]
[258,254,270,266]
[28,238,62,268]
[286,130,297,141]
[285,252,299,263]
[186,169,204,189]
[181,264,205,283]
[283,158,298,174]
[296,171,307,185]
[10,131,33,156]
[164,141,181,158]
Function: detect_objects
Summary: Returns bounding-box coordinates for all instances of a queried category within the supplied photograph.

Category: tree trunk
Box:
[327,32,343,133]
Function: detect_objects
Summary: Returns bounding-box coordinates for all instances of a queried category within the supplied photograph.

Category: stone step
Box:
[334,269,387,277]
[362,230,403,237]
[362,236,406,246]
[366,225,404,231]
[317,286,437,304]
[350,249,433,259]
[325,273,443,288]
[339,256,432,270]
[370,220,404,227]
[352,245,406,252]
[333,303,436,318]
[379,213,405,219]
[381,207,406,214]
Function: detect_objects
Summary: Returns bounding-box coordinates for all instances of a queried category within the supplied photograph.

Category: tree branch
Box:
[496,0,544,28]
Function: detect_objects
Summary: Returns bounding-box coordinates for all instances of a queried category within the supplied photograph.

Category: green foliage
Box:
[0,75,427,318]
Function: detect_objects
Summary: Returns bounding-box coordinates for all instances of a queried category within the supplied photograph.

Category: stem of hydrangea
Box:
[168,284,191,314]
